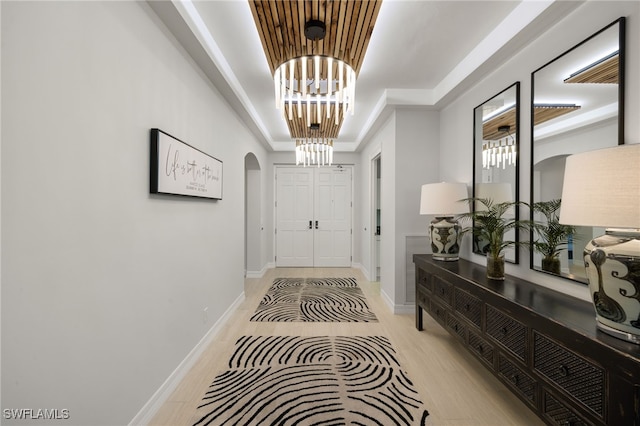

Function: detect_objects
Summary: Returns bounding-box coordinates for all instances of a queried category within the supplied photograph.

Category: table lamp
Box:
[560,144,640,344]
[475,182,513,210]
[420,182,469,261]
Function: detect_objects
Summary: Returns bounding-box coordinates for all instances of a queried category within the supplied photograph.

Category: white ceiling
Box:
[152,0,583,152]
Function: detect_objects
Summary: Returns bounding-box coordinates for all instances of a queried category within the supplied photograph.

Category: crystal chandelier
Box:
[274,20,356,128]
[295,123,334,167]
[482,125,517,169]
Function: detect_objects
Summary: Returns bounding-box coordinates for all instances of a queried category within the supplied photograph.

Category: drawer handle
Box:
[465,303,471,311]
[477,344,484,354]
[559,365,570,377]
[440,287,445,295]
[501,327,509,336]
[454,324,459,331]
[510,374,519,385]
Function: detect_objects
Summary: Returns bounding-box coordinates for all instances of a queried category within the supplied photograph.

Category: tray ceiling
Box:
[151,1,585,150]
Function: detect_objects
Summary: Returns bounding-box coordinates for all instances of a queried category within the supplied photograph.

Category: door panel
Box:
[276,168,314,266]
[314,167,352,267]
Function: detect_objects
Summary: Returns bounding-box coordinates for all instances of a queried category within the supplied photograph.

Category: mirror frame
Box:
[472,82,521,264]
[529,17,625,283]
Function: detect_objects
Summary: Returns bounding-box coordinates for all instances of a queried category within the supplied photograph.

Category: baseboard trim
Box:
[379,289,415,315]
[129,291,245,426]
[352,262,371,281]
[245,264,268,279]
[394,304,416,315]
[380,288,394,312]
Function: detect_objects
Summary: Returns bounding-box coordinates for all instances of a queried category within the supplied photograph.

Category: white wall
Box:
[439,1,639,300]
[357,109,439,311]
[393,109,440,308]
[245,167,261,274]
[1,2,267,425]
[534,119,617,165]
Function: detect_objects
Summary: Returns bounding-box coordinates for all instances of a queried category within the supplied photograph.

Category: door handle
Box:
[315,220,319,229]
[309,220,313,230]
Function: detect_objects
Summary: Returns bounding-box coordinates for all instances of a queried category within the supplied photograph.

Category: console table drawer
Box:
[416,267,433,292]
[498,354,537,407]
[542,389,594,426]
[433,276,453,306]
[429,298,447,326]
[486,305,527,362]
[468,329,494,368]
[454,288,482,329]
[446,314,466,341]
[417,285,430,307]
[534,332,605,418]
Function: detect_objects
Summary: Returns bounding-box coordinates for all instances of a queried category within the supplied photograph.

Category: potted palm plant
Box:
[457,198,526,280]
[531,199,577,275]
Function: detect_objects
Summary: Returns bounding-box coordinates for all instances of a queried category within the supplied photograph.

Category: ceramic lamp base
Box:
[584,228,640,344]
[596,321,640,344]
[429,216,461,261]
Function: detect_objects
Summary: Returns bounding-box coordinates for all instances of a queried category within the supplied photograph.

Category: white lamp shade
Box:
[559,144,640,228]
[420,182,469,216]
[475,183,513,211]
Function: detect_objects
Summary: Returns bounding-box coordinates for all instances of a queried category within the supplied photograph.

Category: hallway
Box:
[150,268,543,425]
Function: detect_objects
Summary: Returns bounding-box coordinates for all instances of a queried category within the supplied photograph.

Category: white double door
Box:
[276,166,352,267]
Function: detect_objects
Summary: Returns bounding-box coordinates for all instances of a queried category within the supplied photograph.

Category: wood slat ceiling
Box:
[482,104,584,140]
[284,103,343,139]
[483,107,516,141]
[533,104,581,127]
[249,0,382,139]
[564,53,619,84]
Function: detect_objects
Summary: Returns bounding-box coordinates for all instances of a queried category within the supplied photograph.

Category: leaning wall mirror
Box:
[531,17,625,283]
[473,82,520,264]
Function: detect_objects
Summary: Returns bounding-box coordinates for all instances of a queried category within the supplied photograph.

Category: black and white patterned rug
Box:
[193,335,429,426]
[250,278,378,322]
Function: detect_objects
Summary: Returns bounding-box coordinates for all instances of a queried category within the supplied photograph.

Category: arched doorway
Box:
[244,153,261,277]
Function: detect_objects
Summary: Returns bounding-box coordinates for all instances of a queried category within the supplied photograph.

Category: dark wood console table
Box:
[413,254,640,426]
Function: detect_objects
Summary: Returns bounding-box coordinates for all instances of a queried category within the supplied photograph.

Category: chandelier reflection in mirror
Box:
[295,123,334,167]
[274,20,356,127]
[482,125,517,170]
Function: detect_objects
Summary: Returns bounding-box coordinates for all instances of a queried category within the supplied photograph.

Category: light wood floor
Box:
[150,268,544,425]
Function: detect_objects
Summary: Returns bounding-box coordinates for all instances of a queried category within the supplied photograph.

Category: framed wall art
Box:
[150,128,222,200]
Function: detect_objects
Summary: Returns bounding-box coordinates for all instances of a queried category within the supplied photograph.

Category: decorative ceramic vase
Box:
[584,229,640,344]
[429,217,461,261]
[486,253,505,280]
[541,256,561,274]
